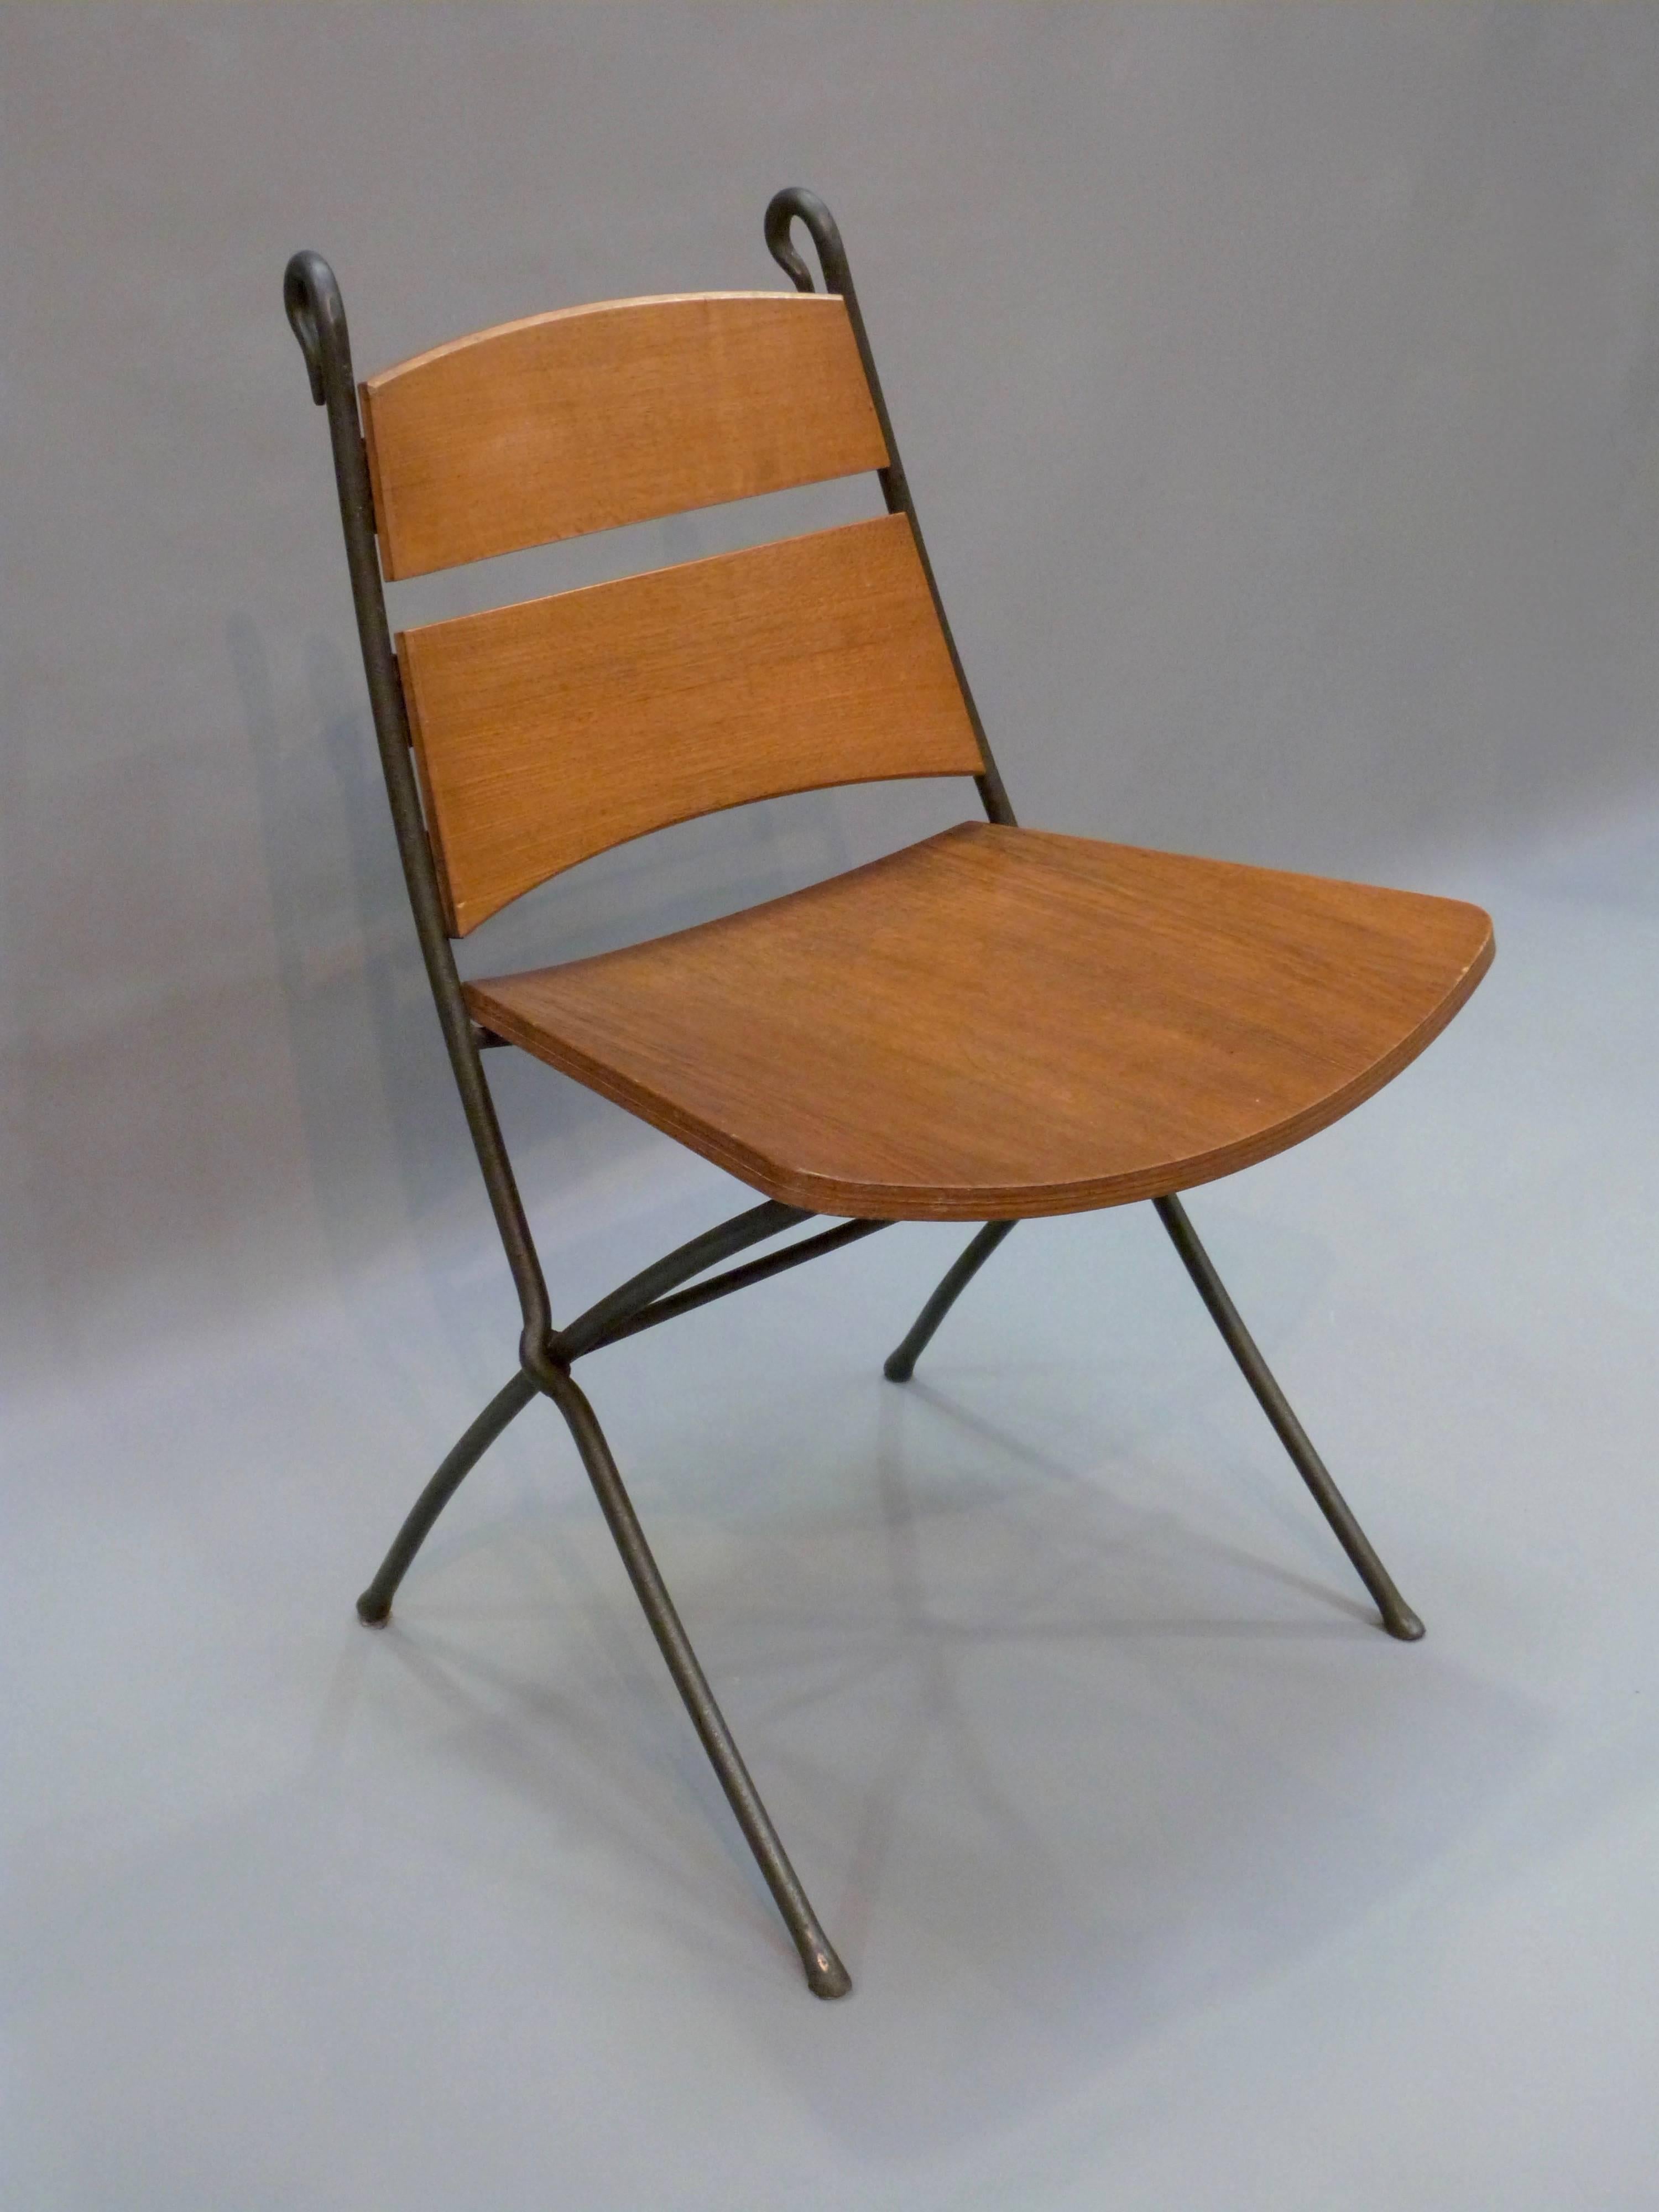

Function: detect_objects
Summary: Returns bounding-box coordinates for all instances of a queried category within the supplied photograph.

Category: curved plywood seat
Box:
[466,822,1494,1220]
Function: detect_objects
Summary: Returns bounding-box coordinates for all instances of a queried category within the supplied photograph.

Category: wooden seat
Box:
[468,823,1492,1219]
[286,185,1495,2006]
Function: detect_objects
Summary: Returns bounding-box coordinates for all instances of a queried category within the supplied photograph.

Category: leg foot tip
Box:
[804,1948,852,2000]
[882,1354,914,1384]
[356,1592,392,1627]
[1383,1606,1425,1642]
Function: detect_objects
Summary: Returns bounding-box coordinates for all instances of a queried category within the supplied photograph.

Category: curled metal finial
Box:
[283,248,344,406]
[764,187,853,299]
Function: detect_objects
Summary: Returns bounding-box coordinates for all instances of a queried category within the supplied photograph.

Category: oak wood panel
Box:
[398,514,985,934]
[464,823,1495,1220]
[361,291,888,579]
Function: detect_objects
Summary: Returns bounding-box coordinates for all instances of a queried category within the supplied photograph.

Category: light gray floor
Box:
[7,801,1657,2210]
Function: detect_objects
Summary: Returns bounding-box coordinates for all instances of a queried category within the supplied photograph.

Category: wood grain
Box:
[361,291,887,580]
[398,514,985,934]
[464,823,1495,1220]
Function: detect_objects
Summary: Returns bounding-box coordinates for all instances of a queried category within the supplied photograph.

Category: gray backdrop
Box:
[6,3,1657,1403]
[9,13,1659,2209]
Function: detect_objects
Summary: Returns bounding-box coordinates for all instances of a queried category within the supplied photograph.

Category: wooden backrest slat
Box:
[361,292,888,580]
[398,514,984,934]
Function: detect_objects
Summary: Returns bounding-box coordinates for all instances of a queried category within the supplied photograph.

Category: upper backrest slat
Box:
[397,514,984,934]
[361,291,888,580]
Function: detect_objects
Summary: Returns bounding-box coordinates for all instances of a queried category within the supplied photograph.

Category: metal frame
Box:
[284,186,1421,2004]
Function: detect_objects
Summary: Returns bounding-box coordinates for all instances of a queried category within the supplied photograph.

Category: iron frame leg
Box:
[883,1220,1015,1381]
[1154,1194,1424,1641]
[357,1369,538,1625]
[882,1199,1422,1641]
[537,1364,850,1998]
[357,1354,850,1997]
[352,1198,859,1997]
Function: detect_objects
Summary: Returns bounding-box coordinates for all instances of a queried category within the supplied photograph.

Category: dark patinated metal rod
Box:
[882,1219,1016,1381]
[764,187,1018,832]
[560,1199,810,1361]
[356,1370,540,1625]
[285,253,555,1365]
[1153,1194,1425,1642]
[576,1216,893,1358]
[538,1365,851,1999]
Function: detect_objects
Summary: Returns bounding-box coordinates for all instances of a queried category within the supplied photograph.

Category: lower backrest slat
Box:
[397,514,985,935]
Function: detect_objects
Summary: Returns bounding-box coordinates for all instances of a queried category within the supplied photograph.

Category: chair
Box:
[284,189,1493,2000]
